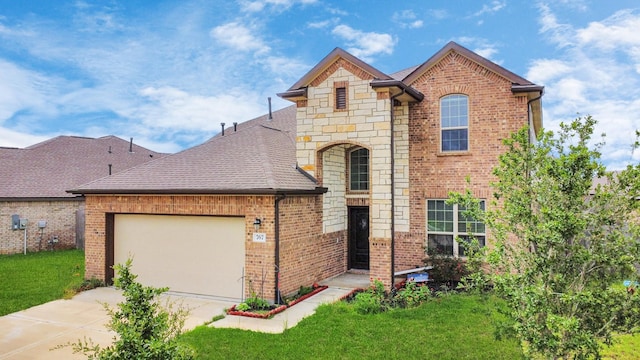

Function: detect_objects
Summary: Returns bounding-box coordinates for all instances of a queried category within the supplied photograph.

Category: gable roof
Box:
[70,106,325,195]
[285,47,393,92]
[0,136,166,199]
[402,41,543,92]
[278,47,423,102]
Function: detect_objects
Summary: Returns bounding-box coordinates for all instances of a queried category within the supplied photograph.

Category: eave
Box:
[67,187,329,196]
[369,79,424,103]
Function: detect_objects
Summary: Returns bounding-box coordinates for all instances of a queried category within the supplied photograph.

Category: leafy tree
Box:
[65,259,194,359]
[457,116,640,359]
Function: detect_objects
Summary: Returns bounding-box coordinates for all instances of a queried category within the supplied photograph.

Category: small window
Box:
[440,94,469,152]
[426,199,485,257]
[349,148,368,191]
[336,87,347,110]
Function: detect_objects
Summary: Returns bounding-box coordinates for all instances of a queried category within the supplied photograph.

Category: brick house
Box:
[0,136,165,254]
[72,42,543,301]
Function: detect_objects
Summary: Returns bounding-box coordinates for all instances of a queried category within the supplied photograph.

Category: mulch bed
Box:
[226,285,329,319]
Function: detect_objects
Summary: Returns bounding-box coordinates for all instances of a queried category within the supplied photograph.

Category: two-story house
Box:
[72,42,543,302]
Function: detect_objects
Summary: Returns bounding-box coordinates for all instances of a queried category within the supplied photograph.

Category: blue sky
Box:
[0,0,638,169]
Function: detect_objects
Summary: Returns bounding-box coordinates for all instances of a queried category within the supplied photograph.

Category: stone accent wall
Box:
[393,50,531,270]
[294,62,395,286]
[322,145,347,233]
[84,194,342,300]
[0,200,81,254]
[393,104,410,232]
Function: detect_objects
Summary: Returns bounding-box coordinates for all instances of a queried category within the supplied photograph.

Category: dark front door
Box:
[349,207,370,270]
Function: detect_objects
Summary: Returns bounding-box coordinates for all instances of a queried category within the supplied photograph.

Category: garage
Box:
[113,214,245,300]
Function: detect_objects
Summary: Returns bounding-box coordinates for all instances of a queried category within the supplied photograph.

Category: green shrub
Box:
[245,296,271,310]
[63,259,194,359]
[353,291,385,314]
[394,281,431,308]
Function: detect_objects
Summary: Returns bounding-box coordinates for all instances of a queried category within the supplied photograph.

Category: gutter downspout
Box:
[389,89,405,288]
[274,194,285,304]
[526,91,543,144]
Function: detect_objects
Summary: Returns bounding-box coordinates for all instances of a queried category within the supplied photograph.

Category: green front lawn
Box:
[0,249,85,316]
[181,294,524,359]
[1,249,637,359]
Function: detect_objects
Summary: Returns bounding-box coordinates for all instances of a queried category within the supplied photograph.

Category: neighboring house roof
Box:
[70,106,325,195]
[0,136,166,200]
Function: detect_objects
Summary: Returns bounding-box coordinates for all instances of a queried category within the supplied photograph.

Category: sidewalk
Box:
[211,286,354,333]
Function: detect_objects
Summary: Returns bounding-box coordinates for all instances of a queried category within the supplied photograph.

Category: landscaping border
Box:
[226,285,329,319]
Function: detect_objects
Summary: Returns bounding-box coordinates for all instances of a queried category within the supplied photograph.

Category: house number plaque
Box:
[253,233,267,243]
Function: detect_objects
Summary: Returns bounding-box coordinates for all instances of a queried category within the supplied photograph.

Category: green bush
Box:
[393,281,431,308]
[64,259,194,359]
[245,296,271,310]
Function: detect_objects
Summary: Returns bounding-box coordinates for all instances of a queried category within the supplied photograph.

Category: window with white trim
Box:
[426,199,485,257]
[440,94,469,152]
[349,148,369,191]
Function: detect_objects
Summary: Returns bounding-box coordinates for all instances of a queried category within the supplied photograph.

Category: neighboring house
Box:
[71,42,543,302]
[0,136,165,254]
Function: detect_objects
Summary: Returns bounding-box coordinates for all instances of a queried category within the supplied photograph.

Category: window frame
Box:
[348,147,369,192]
[334,81,348,111]
[426,199,485,257]
[440,94,469,153]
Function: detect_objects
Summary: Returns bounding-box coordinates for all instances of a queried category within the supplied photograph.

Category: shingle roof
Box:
[0,136,166,199]
[71,106,324,195]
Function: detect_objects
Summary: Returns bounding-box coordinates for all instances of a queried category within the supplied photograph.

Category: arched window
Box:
[349,148,369,191]
[440,94,469,152]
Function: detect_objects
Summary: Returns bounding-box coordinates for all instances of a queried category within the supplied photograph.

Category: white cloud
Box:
[472,1,506,17]
[455,37,502,64]
[134,86,265,134]
[531,5,640,169]
[0,3,303,151]
[210,22,270,54]
[331,24,395,61]
[239,0,317,13]
[537,3,575,47]
[576,9,640,54]
[308,20,331,29]
[392,10,424,29]
[428,9,448,20]
[0,127,49,148]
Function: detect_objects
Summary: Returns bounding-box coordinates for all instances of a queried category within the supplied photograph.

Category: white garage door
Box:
[114,214,245,300]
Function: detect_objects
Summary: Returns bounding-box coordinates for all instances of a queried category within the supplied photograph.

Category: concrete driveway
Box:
[0,287,235,360]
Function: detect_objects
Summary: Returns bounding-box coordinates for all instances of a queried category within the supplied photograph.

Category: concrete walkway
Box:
[0,273,368,359]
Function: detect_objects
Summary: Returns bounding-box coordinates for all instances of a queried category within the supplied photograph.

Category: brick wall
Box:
[84,193,340,300]
[0,200,81,254]
[393,50,530,270]
[278,196,346,296]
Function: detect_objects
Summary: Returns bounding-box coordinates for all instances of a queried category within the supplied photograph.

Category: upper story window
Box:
[440,94,469,152]
[349,148,368,191]
[426,199,485,257]
[334,81,348,111]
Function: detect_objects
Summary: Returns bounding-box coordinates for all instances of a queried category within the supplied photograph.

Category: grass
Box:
[1,250,637,358]
[180,294,525,360]
[0,249,85,316]
[602,332,640,360]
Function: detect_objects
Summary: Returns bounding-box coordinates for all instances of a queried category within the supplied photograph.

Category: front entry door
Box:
[349,207,370,270]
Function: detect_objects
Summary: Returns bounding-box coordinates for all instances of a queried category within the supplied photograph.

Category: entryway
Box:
[348,207,369,270]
